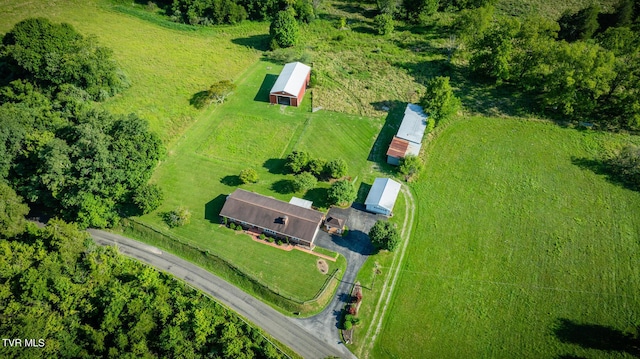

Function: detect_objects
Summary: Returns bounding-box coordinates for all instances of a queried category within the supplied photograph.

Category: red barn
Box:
[269,62,311,107]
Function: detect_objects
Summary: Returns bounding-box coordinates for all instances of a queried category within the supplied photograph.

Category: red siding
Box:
[269,94,277,105]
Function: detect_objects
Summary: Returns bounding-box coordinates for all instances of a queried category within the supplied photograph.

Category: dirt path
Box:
[359,185,417,358]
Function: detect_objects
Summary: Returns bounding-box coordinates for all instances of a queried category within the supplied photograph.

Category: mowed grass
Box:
[138,60,385,306]
[373,117,640,358]
[0,0,266,143]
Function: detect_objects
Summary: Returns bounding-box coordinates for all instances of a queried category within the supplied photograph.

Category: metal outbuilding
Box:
[364,178,402,216]
[269,62,311,107]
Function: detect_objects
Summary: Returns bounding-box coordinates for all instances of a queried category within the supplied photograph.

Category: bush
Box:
[399,155,423,181]
[307,158,326,177]
[162,207,191,228]
[266,236,274,243]
[292,172,318,192]
[276,239,283,245]
[239,168,259,184]
[259,233,266,240]
[328,179,356,206]
[342,225,349,237]
[324,159,348,179]
[343,320,352,330]
[374,14,394,35]
[229,223,236,230]
[369,220,400,251]
[286,151,311,173]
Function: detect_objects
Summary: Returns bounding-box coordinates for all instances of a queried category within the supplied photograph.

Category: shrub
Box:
[374,14,394,35]
[162,207,191,228]
[399,155,423,181]
[259,233,266,240]
[328,179,356,206]
[343,320,352,330]
[286,151,311,173]
[266,237,274,243]
[324,159,348,179]
[307,158,326,177]
[342,225,349,237]
[229,223,237,230]
[239,168,259,184]
[292,172,318,192]
[276,239,283,245]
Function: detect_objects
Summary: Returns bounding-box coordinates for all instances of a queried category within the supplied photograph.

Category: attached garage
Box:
[269,62,311,107]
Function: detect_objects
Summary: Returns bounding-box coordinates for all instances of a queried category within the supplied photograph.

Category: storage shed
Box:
[364,178,401,216]
[386,103,428,165]
[269,62,311,107]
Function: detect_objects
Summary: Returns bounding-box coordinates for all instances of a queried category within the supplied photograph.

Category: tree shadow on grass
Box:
[303,187,330,209]
[231,34,271,51]
[254,74,278,102]
[204,194,228,223]
[263,158,287,175]
[553,318,640,357]
[271,179,294,194]
[367,100,405,175]
[571,157,639,192]
[355,182,372,204]
[190,90,209,109]
[220,175,242,187]
[397,59,539,118]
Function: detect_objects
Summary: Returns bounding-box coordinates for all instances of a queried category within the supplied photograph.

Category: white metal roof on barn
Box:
[270,62,311,97]
[365,178,402,211]
[289,197,313,209]
[396,103,428,145]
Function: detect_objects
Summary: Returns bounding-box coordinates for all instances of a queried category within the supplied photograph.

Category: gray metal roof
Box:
[396,103,428,145]
[365,178,402,211]
[270,62,311,97]
[289,197,313,209]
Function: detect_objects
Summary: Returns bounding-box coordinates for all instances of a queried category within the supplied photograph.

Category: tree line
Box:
[0,204,285,358]
[454,0,640,130]
[0,18,164,228]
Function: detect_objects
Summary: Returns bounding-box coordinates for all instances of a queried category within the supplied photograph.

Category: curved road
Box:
[88,229,346,359]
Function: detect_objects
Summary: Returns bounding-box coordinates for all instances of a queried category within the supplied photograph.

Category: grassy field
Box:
[372,117,640,358]
[0,0,266,143]
[136,60,390,311]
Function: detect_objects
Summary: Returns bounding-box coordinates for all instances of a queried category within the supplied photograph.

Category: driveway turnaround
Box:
[88,229,345,359]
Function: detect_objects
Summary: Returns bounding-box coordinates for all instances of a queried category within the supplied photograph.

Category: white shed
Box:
[365,178,401,216]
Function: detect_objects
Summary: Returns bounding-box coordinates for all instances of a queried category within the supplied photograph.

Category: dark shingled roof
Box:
[325,216,345,228]
[386,136,409,158]
[219,189,324,244]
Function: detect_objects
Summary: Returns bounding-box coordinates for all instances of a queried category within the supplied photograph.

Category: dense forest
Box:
[0,18,164,228]
[0,199,284,358]
[455,0,640,130]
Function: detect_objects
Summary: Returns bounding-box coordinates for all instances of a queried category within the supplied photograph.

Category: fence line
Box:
[122,218,339,307]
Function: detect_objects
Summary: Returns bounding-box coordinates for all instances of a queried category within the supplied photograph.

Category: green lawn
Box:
[0,0,266,144]
[373,117,640,358]
[137,60,388,309]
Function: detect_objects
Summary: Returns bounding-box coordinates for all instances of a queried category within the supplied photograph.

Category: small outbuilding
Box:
[386,103,428,165]
[364,178,402,216]
[269,62,311,107]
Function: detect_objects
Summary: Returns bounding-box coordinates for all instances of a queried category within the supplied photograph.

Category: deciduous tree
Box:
[368,220,400,251]
[328,179,356,206]
[270,9,300,49]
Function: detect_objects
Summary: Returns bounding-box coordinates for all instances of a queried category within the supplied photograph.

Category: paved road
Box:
[88,229,344,359]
